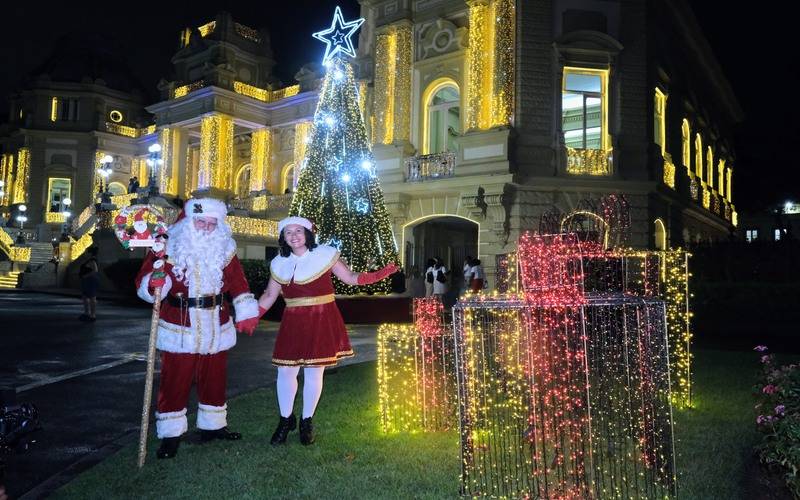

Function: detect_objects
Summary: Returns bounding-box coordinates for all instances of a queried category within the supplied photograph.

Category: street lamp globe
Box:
[19,204,27,213]
[148,143,162,153]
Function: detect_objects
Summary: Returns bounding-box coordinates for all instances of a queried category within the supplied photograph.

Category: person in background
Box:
[469,258,485,293]
[424,258,436,297]
[462,256,474,295]
[432,257,449,298]
[79,247,100,321]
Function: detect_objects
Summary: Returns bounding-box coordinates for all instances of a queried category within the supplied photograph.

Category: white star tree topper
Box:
[312,6,365,64]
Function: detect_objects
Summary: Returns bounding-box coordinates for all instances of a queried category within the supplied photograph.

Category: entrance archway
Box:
[402,215,479,301]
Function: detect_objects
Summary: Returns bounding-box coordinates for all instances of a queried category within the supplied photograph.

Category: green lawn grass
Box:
[56,349,769,499]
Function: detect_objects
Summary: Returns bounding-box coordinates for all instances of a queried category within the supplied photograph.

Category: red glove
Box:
[357,263,398,285]
[235,307,267,336]
[236,317,259,336]
[148,260,166,289]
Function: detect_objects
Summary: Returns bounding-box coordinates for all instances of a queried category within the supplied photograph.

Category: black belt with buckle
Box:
[167,293,224,309]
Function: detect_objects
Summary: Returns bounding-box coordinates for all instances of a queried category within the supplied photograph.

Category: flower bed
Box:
[753,345,800,497]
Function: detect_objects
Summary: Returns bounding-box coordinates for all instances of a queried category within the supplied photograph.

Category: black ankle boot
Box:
[156,436,180,459]
[270,414,297,445]
[299,417,315,445]
[200,426,242,442]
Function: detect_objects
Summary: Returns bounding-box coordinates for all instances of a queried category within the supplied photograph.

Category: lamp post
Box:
[147,143,162,197]
[97,155,113,204]
[16,204,27,231]
[61,197,72,241]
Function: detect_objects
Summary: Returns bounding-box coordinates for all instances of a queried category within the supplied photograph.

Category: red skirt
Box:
[272,301,354,367]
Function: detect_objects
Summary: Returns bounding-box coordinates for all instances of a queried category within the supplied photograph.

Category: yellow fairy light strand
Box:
[249,128,271,192]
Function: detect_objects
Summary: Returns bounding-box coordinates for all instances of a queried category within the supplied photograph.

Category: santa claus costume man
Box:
[256,216,396,445]
[135,198,260,459]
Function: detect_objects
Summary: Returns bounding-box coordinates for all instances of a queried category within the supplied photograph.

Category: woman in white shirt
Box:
[432,258,448,296]
[424,258,436,297]
[469,259,485,292]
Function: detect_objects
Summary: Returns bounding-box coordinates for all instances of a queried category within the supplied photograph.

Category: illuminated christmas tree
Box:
[290,7,398,294]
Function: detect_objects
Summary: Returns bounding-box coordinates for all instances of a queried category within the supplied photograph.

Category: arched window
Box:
[694,133,703,179]
[681,119,690,169]
[654,219,667,250]
[718,159,726,198]
[653,89,667,157]
[108,182,127,196]
[423,80,460,154]
[706,147,714,188]
[235,164,252,199]
[281,163,296,193]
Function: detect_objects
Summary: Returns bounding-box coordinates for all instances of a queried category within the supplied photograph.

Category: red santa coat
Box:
[135,251,259,354]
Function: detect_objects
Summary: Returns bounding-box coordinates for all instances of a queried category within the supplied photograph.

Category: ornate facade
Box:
[1,2,740,288]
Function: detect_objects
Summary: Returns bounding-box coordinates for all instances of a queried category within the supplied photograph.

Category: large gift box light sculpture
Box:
[453,232,678,498]
[377,296,458,433]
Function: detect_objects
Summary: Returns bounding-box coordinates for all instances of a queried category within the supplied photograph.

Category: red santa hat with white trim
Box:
[178,198,229,223]
[278,216,314,235]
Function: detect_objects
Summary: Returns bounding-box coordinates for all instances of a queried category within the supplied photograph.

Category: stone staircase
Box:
[0,271,21,289]
[27,242,55,267]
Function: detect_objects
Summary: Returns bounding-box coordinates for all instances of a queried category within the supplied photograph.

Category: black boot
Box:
[299,417,315,446]
[200,427,242,442]
[156,437,180,459]
[270,414,297,445]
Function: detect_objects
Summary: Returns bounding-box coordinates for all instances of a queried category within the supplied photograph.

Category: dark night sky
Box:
[0,1,795,213]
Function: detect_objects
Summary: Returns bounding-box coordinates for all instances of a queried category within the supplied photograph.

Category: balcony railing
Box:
[565,147,612,176]
[663,154,675,189]
[231,194,293,213]
[404,152,456,182]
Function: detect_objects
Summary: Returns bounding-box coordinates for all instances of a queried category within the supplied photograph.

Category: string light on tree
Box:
[290,7,398,294]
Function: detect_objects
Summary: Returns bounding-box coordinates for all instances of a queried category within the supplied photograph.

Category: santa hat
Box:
[134,210,146,222]
[180,198,228,223]
[278,216,313,235]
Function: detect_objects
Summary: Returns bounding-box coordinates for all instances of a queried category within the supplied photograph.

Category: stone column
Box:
[158,127,188,197]
[197,113,234,198]
[250,128,272,193]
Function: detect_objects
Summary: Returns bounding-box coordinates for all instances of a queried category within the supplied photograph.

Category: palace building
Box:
[0,1,741,288]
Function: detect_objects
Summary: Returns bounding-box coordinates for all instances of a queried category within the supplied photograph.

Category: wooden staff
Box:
[137,286,162,468]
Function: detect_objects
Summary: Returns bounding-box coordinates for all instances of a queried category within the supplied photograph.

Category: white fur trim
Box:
[184,198,228,222]
[197,403,227,430]
[278,216,313,234]
[156,408,188,438]
[269,245,339,284]
[232,293,259,321]
[156,316,237,354]
[137,273,172,303]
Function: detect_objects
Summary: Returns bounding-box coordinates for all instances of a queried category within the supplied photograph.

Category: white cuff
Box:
[232,293,259,321]
[155,408,188,438]
[137,273,172,303]
[197,403,227,430]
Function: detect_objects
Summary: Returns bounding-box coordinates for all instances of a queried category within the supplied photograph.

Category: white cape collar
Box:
[270,245,339,285]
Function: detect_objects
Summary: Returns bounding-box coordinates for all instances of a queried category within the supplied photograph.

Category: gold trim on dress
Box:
[293,250,340,285]
[283,294,335,308]
[272,349,355,367]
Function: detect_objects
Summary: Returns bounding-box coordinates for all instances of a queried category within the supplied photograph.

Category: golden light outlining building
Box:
[1,4,740,290]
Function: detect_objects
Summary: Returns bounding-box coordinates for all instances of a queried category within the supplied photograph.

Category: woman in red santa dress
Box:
[256,216,396,445]
[135,198,260,459]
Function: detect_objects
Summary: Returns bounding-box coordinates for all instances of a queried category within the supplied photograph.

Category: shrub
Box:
[753,345,800,497]
[103,258,144,296]
[240,259,270,297]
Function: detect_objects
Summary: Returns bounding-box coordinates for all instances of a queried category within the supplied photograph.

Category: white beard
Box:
[167,218,237,294]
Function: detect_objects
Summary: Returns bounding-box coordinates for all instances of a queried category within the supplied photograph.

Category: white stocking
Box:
[276,366,300,417]
[302,367,325,419]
